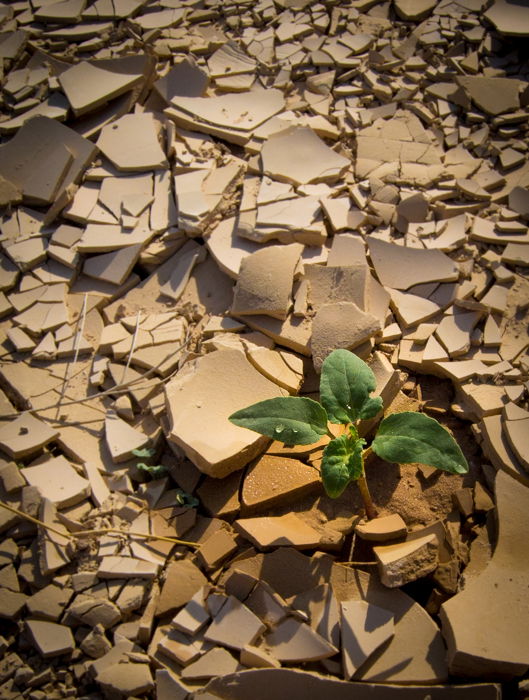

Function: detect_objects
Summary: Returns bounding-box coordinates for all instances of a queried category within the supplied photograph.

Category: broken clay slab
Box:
[231,243,303,320]
[263,616,338,663]
[166,88,285,145]
[165,349,287,478]
[201,668,501,699]
[260,126,350,186]
[340,599,395,679]
[156,559,208,618]
[355,514,407,542]
[204,595,266,651]
[374,533,439,588]
[241,454,320,514]
[503,404,529,471]
[0,116,97,217]
[368,238,459,290]
[234,513,322,550]
[0,413,59,460]
[26,619,75,658]
[104,410,150,463]
[310,302,381,372]
[97,113,168,172]
[440,471,529,678]
[21,456,91,509]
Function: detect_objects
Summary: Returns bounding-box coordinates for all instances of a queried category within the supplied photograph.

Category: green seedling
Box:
[175,490,200,508]
[132,448,167,480]
[132,449,199,508]
[229,349,468,520]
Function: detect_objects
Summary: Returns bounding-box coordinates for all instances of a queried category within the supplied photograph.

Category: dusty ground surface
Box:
[0,0,528,698]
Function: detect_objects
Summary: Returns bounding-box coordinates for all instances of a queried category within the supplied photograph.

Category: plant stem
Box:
[357,446,378,520]
[357,475,378,520]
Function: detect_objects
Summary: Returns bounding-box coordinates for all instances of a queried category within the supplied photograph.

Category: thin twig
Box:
[0,338,190,420]
[74,527,198,549]
[1,500,71,539]
[0,500,198,549]
[121,310,141,385]
[341,560,378,566]
[56,292,88,419]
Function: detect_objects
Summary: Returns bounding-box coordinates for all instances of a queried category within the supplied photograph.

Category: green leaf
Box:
[229,397,328,445]
[175,489,199,508]
[358,396,384,420]
[136,463,167,479]
[372,412,469,475]
[320,349,380,424]
[132,448,156,458]
[321,434,365,498]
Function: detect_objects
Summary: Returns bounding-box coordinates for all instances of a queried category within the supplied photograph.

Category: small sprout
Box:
[132,448,167,479]
[132,448,156,459]
[175,489,199,508]
[229,349,468,519]
[136,462,167,479]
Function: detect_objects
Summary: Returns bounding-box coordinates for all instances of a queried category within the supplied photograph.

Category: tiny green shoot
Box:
[175,490,200,508]
[229,349,468,519]
[132,449,199,508]
[132,448,167,480]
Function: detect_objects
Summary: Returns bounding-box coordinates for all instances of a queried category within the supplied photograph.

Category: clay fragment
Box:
[156,559,208,617]
[97,113,168,171]
[368,238,459,290]
[440,472,529,678]
[235,513,322,550]
[205,595,266,651]
[355,514,407,542]
[0,116,97,213]
[260,126,349,185]
[374,534,439,588]
[341,600,394,679]
[241,454,320,513]
[181,646,241,680]
[26,620,75,658]
[104,410,150,463]
[231,244,302,320]
[97,663,154,697]
[202,668,501,699]
[58,55,152,116]
[0,414,59,460]
[311,302,381,371]
[22,456,90,509]
[165,350,286,478]
[68,593,122,629]
[263,617,338,662]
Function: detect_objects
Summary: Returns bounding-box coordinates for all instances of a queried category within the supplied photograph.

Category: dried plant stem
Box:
[1,500,71,539]
[120,310,141,385]
[74,527,198,548]
[56,292,88,419]
[0,338,190,420]
[0,500,198,549]
[342,560,378,566]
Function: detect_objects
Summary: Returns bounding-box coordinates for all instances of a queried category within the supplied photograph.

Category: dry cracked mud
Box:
[0,0,528,699]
